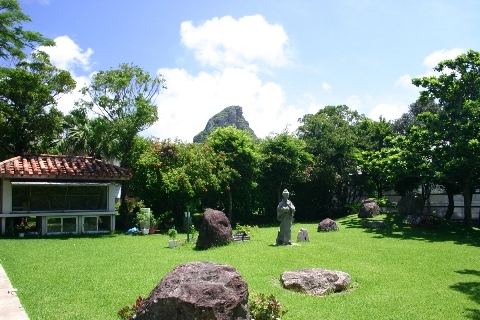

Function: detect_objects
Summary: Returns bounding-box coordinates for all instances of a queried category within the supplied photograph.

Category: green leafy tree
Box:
[129,138,233,225]
[56,109,113,159]
[207,126,260,222]
[297,105,365,217]
[412,49,480,226]
[0,0,54,61]
[354,117,395,198]
[392,98,441,135]
[0,51,75,158]
[257,130,312,218]
[76,63,166,226]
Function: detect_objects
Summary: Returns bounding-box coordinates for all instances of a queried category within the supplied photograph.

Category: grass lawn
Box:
[1,213,480,320]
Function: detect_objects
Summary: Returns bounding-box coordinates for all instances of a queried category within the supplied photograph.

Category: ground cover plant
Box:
[0,214,479,319]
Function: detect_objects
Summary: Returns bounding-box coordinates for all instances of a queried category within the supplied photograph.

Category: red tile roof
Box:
[0,154,132,180]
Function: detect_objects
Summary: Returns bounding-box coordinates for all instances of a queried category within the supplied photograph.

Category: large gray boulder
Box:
[132,261,250,320]
[196,209,232,250]
[397,193,425,216]
[358,199,380,218]
[281,268,351,296]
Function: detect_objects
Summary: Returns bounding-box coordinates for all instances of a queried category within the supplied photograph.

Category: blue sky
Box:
[20,0,480,142]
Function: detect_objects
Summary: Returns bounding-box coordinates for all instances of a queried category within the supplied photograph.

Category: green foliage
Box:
[129,138,234,222]
[75,63,165,168]
[0,50,75,157]
[344,203,361,215]
[412,49,480,225]
[235,223,259,236]
[296,105,367,217]
[0,0,54,61]
[117,296,144,320]
[249,292,288,320]
[136,208,151,229]
[56,109,113,159]
[207,126,260,221]
[258,130,312,213]
[167,228,177,240]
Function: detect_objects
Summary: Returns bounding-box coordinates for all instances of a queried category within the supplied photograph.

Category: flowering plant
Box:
[16,217,30,232]
[235,223,259,236]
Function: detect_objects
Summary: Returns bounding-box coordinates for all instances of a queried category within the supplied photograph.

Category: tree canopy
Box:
[410,50,480,225]
[0,0,54,61]
[0,51,75,157]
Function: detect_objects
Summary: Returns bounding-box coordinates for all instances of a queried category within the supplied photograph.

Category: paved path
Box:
[0,264,29,320]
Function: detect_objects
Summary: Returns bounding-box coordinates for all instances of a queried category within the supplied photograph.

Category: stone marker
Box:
[297,228,310,242]
[132,261,250,320]
[281,268,351,296]
[196,209,232,250]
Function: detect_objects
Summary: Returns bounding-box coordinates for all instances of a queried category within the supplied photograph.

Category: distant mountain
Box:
[193,106,257,143]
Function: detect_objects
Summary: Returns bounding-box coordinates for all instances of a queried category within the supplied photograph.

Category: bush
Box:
[249,292,287,320]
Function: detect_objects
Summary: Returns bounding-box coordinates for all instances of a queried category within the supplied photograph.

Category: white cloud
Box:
[368,103,408,121]
[36,36,94,114]
[395,74,415,89]
[322,81,332,92]
[180,15,290,69]
[144,67,303,141]
[38,35,94,74]
[346,95,361,111]
[55,75,91,114]
[423,48,464,68]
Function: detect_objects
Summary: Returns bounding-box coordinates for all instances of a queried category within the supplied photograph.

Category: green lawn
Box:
[1,214,479,320]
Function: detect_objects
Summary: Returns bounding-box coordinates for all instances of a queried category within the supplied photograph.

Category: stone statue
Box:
[276,189,295,245]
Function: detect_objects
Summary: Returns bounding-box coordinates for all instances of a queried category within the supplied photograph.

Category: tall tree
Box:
[0,51,75,158]
[56,109,113,159]
[297,105,365,217]
[129,137,233,225]
[354,117,394,198]
[75,63,166,226]
[257,130,312,217]
[412,50,480,226]
[207,126,260,222]
[392,98,441,135]
[0,0,54,61]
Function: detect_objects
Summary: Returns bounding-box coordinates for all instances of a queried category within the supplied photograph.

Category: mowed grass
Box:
[1,214,480,320]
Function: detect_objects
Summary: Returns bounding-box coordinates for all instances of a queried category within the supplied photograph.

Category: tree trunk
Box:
[444,189,455,220]
[462,184,472,227]
[228,189,233,222]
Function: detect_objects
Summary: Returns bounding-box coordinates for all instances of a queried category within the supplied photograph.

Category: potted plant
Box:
[136,208,151,235]
[167,228,178,248]
[149,215,159,234]
[16,217,29,238]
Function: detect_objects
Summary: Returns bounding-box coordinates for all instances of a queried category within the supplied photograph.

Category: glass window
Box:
[46,217,78,234]
[83,217,98,232]
[47,217,62,233]
[12,185,108,212]
[63,217,77,233]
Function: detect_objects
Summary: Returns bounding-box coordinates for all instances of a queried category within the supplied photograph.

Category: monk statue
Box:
[276,189,295,245]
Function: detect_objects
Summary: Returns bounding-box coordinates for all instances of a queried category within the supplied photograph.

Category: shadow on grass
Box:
[450,269,480,320]
[342,214,480,247]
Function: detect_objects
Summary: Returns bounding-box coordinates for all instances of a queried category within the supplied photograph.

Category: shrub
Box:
[249,292,287,320]
[117,295,144,320]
